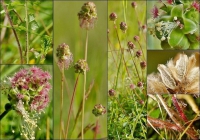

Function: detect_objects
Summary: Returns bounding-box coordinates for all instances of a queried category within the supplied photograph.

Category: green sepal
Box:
[171,4,184,17]
[183,18,197,34]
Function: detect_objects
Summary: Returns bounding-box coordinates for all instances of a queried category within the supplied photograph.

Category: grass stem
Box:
[25,0,29,64]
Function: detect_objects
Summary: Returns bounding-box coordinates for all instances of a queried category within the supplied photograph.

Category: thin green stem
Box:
[2,0,23,64]
[0,109,11,121]
[65,74,80,139]
[25,0,29,64]
[82,30,88,139]
[59,64,64,139]
[137,41,145,60]
[129,51,141,81]
[113,22,130,77]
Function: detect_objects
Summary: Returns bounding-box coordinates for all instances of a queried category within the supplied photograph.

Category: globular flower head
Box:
[131,2,137,8]
[92,104,106,117]
[137,81,143,88]
[152,6,159,18]
[108,89,115,96]
[109,12,117,21]
[74,59,89,74]
[133,35,140,41]
[127,41,135,50]
[140,61,147,69]
[78,2,97,30]
[129,84,136,90]
[56,43,73,70]
[192,1,200,12]
[167,0,173,4]
[147,53,199,94]
[136,50,142,57]
[120,22,128,32]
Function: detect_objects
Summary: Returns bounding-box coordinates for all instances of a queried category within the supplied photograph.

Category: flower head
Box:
[92,104,106,117]
[109,12,117,21]
[167,0,173,4]
[127,41,135,50]
[147,53,199,94]
[74,59,89,74]
[133,35,140,41]
[152,6,159,18]
[120,22,128,32]
[192,1,200,12]
[56,43,73,70]
[108,89,115,96]
[131,2,137,8]
[78,2,97,29]
[140,61,147,69]
[136,50,142,57]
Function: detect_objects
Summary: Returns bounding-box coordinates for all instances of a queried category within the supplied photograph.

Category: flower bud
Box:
[140,61,147,69]
[137,81,143,88]
[136,50,142,57]
[127,41,135,49]
[109,12,117,21]
[120,22,128,32]
[133,35,140,41]
[74,59,89,74]
[108,89,115,96]
[131,2,137,8]
[92,104,106,117]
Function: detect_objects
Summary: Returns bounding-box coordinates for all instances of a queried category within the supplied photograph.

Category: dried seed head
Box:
[136,50,142,57]
[92,104,106,117]
[127,41,135,50]
[78,2,97,29]
[109,12,117,21]
[74,59,89,74]
[140,61,147,69]
[131,2,137,8]
[120,22,127,32]
[133,35,140,41]
[56,43,73,70]
[108,89,115,96]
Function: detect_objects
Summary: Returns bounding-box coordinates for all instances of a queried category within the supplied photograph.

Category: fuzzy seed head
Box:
[78,2,97,29]
[109,12,117,21]
[74,59,89,74]
[56,43,73,70]
[92,104,106,117]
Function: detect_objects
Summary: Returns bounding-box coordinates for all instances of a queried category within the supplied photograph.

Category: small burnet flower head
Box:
[167,0,173,4]
[92,104,106,117]
[108,89,115,96]
[131,2,137,8]
[140,61,147,69]
[120,22,128,32]
[137,81,143,88]
[74,59,89,74]
[142,25,147,32]
[129,84,136,90]
[192,1,200,12]
[109,12,117,21]
[127,41,135,50]
[133,35,140,41]
[56,43,73,70]
[78,2,97,30]
[152,6,159,19]
[136,50,142,57]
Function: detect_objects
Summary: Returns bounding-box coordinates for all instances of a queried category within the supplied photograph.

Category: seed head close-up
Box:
[148,53,199,95]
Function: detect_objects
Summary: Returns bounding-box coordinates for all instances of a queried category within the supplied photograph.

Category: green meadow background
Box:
[54,1,107,139]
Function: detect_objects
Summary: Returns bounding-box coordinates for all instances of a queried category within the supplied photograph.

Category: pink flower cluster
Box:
[10,66,51,112]
[192,1,200,12]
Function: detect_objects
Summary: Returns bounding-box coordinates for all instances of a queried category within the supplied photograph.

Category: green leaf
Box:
[171,4,183,17]
[149,109,160,118]
[187,34,198,43]
[183,18,197,34]
[184,10,199,24]
[160,5,173,14]
[159,15,173,22]
[189,42,199,49]
[168,28,190,49]
[161,40,172,49]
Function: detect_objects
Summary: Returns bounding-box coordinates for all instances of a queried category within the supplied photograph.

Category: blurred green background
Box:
[54,1,107,139]
[0,65,53,139]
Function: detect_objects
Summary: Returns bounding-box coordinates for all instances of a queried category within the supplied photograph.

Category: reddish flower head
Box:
[192,1,200,12]
[152,6,159,18]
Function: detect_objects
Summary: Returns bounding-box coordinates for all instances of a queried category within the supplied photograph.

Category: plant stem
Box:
[82,30,88,139]
[93,117,99,139]
[2,0,23,64]
[136,41,145,60]
[25,0,29,64]
[65,74,80,139]
[0,108,11,121]
[129,51,141,81]
[59,64,64,139]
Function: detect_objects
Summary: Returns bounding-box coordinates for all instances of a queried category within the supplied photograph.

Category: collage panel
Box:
[147,50,200,139]
[0,65,53,139]
[108,1,147,139]
[0,0,53,64]
[53,1,107,139]
[147,0,199,50]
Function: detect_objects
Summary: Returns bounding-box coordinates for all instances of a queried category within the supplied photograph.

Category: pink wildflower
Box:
[152,6,159,18]
[192,1,200,12]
